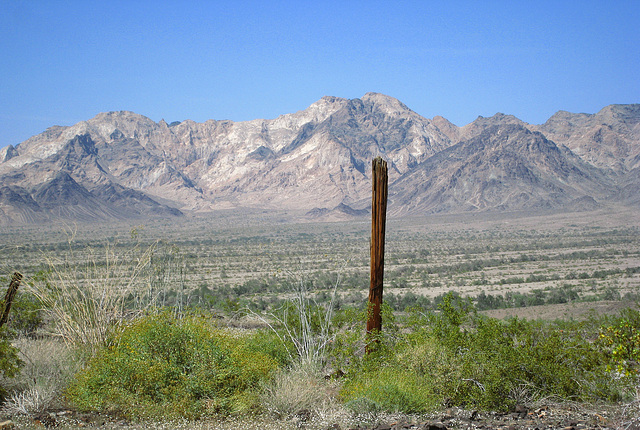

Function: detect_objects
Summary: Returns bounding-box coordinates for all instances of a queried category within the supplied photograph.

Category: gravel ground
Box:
[2,402,638,430]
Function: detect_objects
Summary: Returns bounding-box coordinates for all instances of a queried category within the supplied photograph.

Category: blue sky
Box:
[1,0,639,148]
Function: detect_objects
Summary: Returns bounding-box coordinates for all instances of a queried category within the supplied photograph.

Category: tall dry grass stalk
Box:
[24,238,171,353]
[252,268,342,367]
[284,273,340,366]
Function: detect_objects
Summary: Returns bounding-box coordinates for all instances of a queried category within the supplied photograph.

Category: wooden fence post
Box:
[0,272,22,329]
[366,157,388,352]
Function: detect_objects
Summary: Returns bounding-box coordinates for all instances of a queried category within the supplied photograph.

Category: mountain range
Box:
[0,93,638,225]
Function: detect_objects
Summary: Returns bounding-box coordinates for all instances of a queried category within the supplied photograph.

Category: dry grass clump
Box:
[1,386,53,415]
[23,239,176,353]
[0,337,80,415]
[260,365,341,420]
[618,385,640,430]
[259,363,399,430]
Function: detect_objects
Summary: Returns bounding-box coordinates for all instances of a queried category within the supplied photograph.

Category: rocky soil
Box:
[2,402,638,430]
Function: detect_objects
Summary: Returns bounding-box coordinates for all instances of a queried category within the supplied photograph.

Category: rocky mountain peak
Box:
[268,96,348,131]
[459,113,526,141]
[473,112,526,127]
[540,110,590,129]
[390,121,614,216]
[0,144,18,162]
[595,104,640,123]
[361,92,411,115]
[319,95,348,104]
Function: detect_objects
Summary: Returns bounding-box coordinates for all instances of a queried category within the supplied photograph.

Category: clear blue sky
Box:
[1,0,639,148]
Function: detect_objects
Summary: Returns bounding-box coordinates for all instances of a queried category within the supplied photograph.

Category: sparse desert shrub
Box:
[66,312,282,419]
[1,386,53,415]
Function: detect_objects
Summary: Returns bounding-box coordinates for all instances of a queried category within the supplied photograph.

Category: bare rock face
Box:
[0,94,638,225]
[0,145,18,162]
[390,124,614,215]
[532,104,640,172]
[0,131,187,224]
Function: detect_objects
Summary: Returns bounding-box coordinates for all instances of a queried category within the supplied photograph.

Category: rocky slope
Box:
[0,94,638,224]
[390,124,614,215]
[532,104,640,172]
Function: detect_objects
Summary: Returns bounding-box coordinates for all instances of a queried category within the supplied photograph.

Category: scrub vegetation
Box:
[0,209,639,428]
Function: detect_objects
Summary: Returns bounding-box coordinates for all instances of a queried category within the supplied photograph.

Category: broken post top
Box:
[371,156,388,213]
[0,272,23,329]
[372,156,387,170]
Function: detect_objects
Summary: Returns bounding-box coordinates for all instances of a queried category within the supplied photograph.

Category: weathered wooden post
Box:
[0,272,22,328]
[366,157,388,352]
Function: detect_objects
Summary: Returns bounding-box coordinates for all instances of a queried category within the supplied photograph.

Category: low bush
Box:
[340,293,625,413]
[0,330,22,402]
[65,312,284,419]
[5,292,43,337]
[599,307,640,377]
[341,359,443,414]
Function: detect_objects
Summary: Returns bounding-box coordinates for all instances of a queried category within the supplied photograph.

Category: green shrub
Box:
[342,366,440,414]
[0,328,23,401]
[328,306,367,371]
[66,312,283,419]
[426,294,618,408]
[0,274,30,402]
[242,328,293,369]
[341,293,624,413]
[341,335,453,414]
[327,302,400,375]
[451,316,614,408]
[5,292,43,337]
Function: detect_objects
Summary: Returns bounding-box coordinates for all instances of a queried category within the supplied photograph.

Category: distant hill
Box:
[0,93,638,224]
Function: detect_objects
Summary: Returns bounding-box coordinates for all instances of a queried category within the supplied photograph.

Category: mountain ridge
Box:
[0,94,638,225]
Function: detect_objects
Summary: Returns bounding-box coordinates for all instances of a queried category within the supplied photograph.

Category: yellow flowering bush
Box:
[600,308,640,377]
